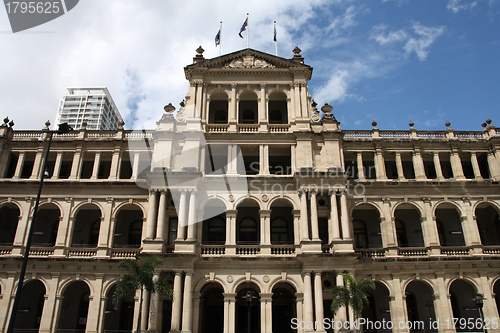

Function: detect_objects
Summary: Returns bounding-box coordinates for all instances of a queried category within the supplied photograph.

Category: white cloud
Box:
[447,0,478,13]
[371,24,408,45]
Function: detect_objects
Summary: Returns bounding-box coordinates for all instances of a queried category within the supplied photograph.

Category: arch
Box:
[405,280,437,332]
[234,196,263,210]
[112,201,146,217]
[432,200,465,217]
[449,279,481,331]
[392,201,424,217]
[0,200,23,216]
[57,280,91,332]
[394,203,424,248]
[199,282,225,333]
[267,196,297,210]
[238,91,258,124]
[236,199,261,245]
[434,202,465,247]
[194,276,228,295]
[13,279,46,332]
[362,281,391,333]
[270,199,293,245]
[272,282,296,333]
[32,203,61,247]
[233,278,262,294]
[268,91,288,125]
[113,204,144,248]
[269,277,299,294]
[102,283,134,333]
[0,203,20,246]
[71,203,102,247]
[235,281,261,333]
[352,203,382,249]
[71,200,104,219]
[475,202,500,246]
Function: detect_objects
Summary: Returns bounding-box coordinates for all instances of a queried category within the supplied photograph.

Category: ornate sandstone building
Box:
[0,47,499,333]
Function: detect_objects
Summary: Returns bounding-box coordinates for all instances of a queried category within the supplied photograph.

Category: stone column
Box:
[374,149,388,180]
[478,275,499,323]
[141,290,151,331]
[29,147,44,179]
[303,272,314,332]
[170,272,183,332]
[149,274,162,333]
[181,272,193,332]
[487,150,500,180]
[470,152,483,180]
[86,275,104,333]
[261,293,273,333]
[12,151,25,179]
[38,274,60,333]
[259,144,270,175]
[51,152,63,179]
[293,210,301,245]
[69,147,83,180]
[433,152,444,180]
[260,209,271,245]
[395,152,405,181]
[390,276,408,333]
[300,190,310,241]
[226,293,237,333]
[310,191,320,241]
[132,151,140,179]
[300,83,309,118]
[259,83,267,122]
[176,191,187,241]
[450,150,465,180]
[226,210,237,250]
[186,191,197,241]
[90,151,101,180]
[314,272,325,332]
[412,149,427,180]
[461,197,482,250]
[434,276,456,333]
[421,198,440,255]
[156,191,167,241]
[293,82,301,119]
[109,147,121,180]
[356,152,365,180]
[146,190,158,240]
[340,190,351,240]
[329,190,340,242]
[229,83,237,127]
[334,273,347,331]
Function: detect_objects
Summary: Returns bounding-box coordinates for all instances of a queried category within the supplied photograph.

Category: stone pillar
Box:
[12,151,25,179]
[293,82,301,119]
[300,83,309,118]
[223,293,236,333]
[38,274,60,333]
[51,152,63,180]
[293,209,301,245]
[91,152,101,180]
[461,198,482,250]
[132,151,140,179]
[374,148,388,180]
[433,152,444,180]
[176,191,187,241]
[109,147,121,180]
[69,147,82,180]
[329,190,341,242]
[259,83,267,122]
[156,191,167,241]
[141,290,151,331]
[261,293,273,333]
[470,152,483,180]
[226,210,237,249]
[303,272,314,332]
[356,152,365,180]
[421,198,440,255]
[149,274,162,333]
[86,275,104,333]
[29,147,44,179]
[390,276,407,333]
[181,272,193,332]
[340,190,351,240]
[434,276,456,333]
[334,273,347,331]
[412,149,427,180]
[450,150,465,180]
[478,275,499,323]
[146,190,158,240]
[314,272,325,332]
[229,83,237,128]
[260,209,271,245]
[381,198,398,254]
[487,150,500,180]
[300,190,310,241]
[395,152,405,181]
[259,144,270,175]
[170,272,183,332]
[310,191,320,241]
[186,191,197,241]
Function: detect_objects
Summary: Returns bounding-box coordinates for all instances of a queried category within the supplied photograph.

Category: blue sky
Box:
[0,0,498,131]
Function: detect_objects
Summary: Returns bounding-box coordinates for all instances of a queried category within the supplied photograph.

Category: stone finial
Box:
[321,103,333,114]
[193,46,205,63]
[1,117,8,127]
[409,120,415,128]
[486,118,492,125]
[445,120,451,128]
[8,120,14,128]
[372,120,378,128]
[293,46,302,56]
[321,103,336,122]
[482,122,487,128]
[164,103,176,113]
[44,120,51,130]
[179,100,185,107]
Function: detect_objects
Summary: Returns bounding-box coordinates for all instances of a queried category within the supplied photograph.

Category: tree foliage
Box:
[330,273,375,319]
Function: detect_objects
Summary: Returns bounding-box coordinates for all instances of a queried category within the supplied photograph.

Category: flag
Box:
[273,22,277,42]
[239,17,248,38]
[215,29,221,46]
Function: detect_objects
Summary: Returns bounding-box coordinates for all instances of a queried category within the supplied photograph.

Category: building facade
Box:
[0,47,499,333]
[54,87,123,131]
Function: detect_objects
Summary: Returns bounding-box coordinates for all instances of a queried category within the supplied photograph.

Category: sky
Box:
[0,0,499,131]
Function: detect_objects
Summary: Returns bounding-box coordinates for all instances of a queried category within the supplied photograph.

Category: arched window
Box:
[128,220,142,247]
[207,216,226,244]
[353,220,368,249]
[271,218,289,244]
[238,217,258,244]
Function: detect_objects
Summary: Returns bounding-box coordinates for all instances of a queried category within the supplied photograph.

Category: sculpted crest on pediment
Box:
[224,55,276,69]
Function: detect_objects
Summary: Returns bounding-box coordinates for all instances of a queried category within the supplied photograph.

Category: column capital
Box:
[381,197,391,203]
[223,293,237,300]
[259,209,271,217]
[421,197,432,204]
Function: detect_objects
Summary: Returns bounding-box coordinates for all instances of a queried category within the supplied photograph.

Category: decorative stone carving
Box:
[227,275,234,283]
[263,275,270,283]
[225,55,275,69]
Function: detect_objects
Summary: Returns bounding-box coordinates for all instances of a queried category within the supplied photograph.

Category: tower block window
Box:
[238,91,258,124]
[208,92,228,124]
[268,92,288,124]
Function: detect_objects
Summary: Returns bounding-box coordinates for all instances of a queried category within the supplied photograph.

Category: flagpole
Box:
[274,21,278,56]
[219,21,222,56]
[246,13,249,49]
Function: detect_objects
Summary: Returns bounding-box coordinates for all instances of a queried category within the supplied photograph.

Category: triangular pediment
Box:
[185,48,312,71]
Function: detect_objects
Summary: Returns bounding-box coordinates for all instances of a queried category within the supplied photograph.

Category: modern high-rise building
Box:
[0,47,499,333]
[54,87,123,130]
